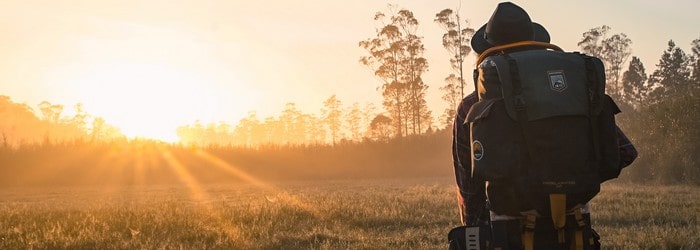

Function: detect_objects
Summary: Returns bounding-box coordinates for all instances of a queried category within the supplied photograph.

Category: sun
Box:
[71,63,227,143]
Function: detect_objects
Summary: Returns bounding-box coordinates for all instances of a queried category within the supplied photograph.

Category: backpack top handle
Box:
[476,41,564,66]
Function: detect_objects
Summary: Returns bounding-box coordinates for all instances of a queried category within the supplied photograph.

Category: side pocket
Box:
[597,95,622,182]
[467,98,522,180]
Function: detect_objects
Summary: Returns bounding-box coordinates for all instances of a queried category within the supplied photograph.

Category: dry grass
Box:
[0,179,698,249]
[591,182,700,249]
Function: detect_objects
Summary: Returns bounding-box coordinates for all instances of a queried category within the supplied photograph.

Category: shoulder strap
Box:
[476,41,564,66]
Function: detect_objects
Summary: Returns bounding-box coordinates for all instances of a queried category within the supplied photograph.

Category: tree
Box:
[322,95,343,145]
[690,38,700,91]
[621,56,649,110]
[434,8,474,97]
[578,26,632,101]
[577,26,610,58]
[280,103,303,145]
[91,117,123,142]
[648,40,692,101]
[362,102,377,139]
[418,103,433,134]
[38,101,64,124]
[360,5,429,137]
[345,102,363,142]
[304,114,326,145]
[439,74,461,128]
[263,116,284,145]
[401,16,430,136]
[1,96,44,145]
[368,114,394,142]
[233,112,261,147]
[602,33,632,101]
[70,103,89,131]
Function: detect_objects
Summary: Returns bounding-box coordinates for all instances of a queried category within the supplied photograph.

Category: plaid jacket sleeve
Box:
[452,92,486,226]
[616,125,637,168]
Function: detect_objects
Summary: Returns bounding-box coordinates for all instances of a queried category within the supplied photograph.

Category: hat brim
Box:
[471,22,550,54]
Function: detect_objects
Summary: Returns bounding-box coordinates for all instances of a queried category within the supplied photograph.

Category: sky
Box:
[0,0,698,141]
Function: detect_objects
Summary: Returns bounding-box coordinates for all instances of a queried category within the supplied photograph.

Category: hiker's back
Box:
[466,45,620,250]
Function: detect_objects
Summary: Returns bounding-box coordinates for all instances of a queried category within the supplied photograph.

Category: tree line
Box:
[176,96,384,147]
[1,4,698,185]
[572,25,699,184]
[0,96,124,147]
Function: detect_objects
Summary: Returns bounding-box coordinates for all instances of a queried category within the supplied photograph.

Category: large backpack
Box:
[466,41,621,249]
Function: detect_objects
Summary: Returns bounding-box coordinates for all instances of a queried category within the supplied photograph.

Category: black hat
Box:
[471,2,550,54]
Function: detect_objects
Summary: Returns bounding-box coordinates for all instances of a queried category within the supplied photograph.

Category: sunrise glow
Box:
[53,62,246,142]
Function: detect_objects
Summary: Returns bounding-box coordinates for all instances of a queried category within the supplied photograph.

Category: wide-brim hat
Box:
[471,2,550,54]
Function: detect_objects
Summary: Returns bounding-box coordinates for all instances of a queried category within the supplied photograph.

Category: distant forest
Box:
[1,6,699,186]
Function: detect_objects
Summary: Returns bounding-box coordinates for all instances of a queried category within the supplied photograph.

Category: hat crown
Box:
[485,2,534,45]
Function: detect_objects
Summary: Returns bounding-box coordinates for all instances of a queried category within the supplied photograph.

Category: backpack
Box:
[465,41,621,249]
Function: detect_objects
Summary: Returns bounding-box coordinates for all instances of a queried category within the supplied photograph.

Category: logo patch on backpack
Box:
[472,140,484,161]
[548,70,567,92]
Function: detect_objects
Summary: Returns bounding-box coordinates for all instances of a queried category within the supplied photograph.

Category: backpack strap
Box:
[582,54,603,161]
[521,210,537,250]
[494,53,532,173]
[498,52,542,250]
[571,206,586,250]
[549,194,568,245]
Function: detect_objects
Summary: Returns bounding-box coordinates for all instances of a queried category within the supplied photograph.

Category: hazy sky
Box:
[0,0,698,140]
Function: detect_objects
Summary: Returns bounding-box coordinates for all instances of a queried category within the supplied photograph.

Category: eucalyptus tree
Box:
[578,26,632,102]
[322,95,342,145]
[360,5,429,137]
[439,74,461,128]
[345,102,363,142]
[434,8,474,98]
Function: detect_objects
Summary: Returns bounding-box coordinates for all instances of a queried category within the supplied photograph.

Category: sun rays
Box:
[193,149,321,216]
[6,138,321,245]
[147,145,319,245]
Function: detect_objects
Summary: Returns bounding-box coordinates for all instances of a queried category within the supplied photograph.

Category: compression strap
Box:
[550,194,568,244]
[521,210,537,250]
[571,206,586,250]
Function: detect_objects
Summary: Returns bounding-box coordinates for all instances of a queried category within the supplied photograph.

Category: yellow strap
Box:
[521,211,537,250]
[476,40,565,66]
[522,231,534,250]
[572,230,584,250]
[549,194,567,229]
[550,194,567,244]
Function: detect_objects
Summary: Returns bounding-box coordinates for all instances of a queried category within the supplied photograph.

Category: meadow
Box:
[1,178,698,249]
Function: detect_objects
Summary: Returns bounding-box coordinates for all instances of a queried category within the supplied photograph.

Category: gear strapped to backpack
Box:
[464,41,621,250]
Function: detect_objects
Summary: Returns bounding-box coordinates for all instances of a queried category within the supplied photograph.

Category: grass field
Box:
[1,178,698,249]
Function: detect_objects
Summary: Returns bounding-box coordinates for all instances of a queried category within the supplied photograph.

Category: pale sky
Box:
[0,0,698,140]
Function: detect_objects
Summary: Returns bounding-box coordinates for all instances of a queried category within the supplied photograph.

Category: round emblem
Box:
[472,140,484,161]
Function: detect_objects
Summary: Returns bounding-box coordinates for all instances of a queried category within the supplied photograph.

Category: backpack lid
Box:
[489,50,595,121]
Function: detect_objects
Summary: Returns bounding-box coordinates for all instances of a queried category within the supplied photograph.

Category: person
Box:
[451,2,638,249]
